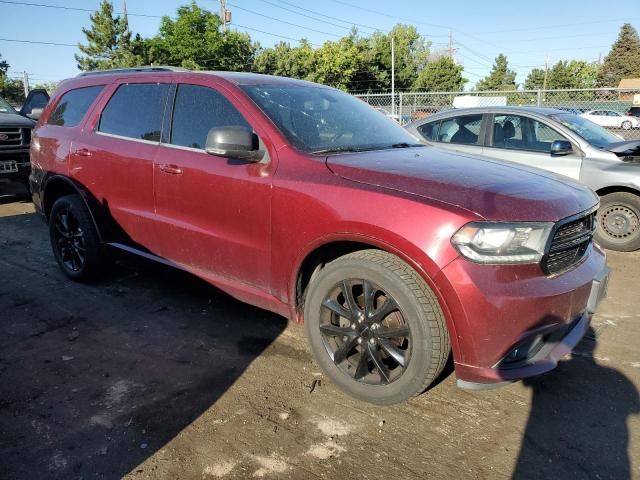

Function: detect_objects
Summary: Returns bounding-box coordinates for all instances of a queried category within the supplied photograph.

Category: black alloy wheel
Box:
[52,206,87,273]
[304,250,450,404]
[49,194,105,281]
[319,279,411,385]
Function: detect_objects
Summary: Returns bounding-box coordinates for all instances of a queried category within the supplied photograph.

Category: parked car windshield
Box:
[551,113,621,149]
[0,97,18,114]
[240,85,423,153]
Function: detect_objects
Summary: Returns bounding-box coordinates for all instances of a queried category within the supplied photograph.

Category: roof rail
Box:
[77,66,189,77]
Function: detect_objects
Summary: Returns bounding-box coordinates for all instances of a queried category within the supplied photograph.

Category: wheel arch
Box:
[595,185,640,198]
[42,175,103,241]
[290,233,459,350]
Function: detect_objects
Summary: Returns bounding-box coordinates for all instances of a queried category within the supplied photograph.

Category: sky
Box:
[2,0,639,89]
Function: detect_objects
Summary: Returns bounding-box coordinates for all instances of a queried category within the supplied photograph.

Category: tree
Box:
[547,60,598,89]
[75,0,140,70]
[145,2,255,71]
[413,56,466,91]
[475,54,517,91]
[253,40,316,79]
[597,23,640,87]
[366,25,430,91]
[0,53,8,77]
[524,67,546,90]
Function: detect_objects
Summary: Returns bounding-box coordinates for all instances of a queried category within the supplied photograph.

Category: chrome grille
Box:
[543,211,596,275]
[0,127,27,148]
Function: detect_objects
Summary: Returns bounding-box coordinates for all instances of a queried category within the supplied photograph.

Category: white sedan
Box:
[581,110,639,130]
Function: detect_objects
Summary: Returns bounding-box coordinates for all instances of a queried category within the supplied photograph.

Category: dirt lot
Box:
[0,181,638,480]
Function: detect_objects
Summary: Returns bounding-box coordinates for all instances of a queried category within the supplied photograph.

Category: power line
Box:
[228,22,321,46]
[262,0,382,33]
[0,37,77,47]
[228,2,342,38]
[0,0,164,18]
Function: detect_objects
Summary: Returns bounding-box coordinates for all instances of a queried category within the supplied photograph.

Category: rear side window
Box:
[47,86,104,127]
[98,83,170,142]
[437,115,483,145]
[170,84,251,149]
[417,121,438,141]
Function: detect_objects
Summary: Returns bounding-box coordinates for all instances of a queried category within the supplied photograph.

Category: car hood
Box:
[325,147,598,222]
[606,140,640,154]
[0,112,35,128]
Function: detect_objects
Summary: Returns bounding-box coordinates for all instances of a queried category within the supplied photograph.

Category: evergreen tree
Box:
[475,54,517,91]
[413,56,466,91]
[524,67,546,90]
[75,0,140,71]
[597,23,640,87]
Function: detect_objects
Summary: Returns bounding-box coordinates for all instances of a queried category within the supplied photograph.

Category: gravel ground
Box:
[0,181,638,480]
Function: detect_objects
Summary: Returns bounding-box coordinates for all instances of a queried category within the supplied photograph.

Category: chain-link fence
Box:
[354,88,640,140]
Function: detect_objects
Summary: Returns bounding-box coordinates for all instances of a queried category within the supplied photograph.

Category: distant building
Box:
[618,78,640,103]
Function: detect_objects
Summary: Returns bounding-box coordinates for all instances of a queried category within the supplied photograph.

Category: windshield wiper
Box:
[389,142,424,148]
[311,147,363,154]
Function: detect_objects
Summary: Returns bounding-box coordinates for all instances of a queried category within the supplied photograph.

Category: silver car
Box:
[406,106,640,251]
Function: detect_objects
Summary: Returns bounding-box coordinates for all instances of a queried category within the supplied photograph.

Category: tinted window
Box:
[437,115,482,145]
[492,114,566,153]
[99,83,170,141]
[171,84,251,149]
[48,86,103,127]
[417,121,438,141]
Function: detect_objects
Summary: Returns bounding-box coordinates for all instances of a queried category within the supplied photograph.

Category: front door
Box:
[483,114,582,180]
[152,81,274,289]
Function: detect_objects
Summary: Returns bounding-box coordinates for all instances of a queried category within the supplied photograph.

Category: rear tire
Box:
[595,192,640,251]
[303,250,450,405]
[621,120,632,130]
[49,194,105,281]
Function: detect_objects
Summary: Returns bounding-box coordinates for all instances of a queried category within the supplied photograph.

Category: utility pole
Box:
[448,30,453,58]
[391,36,395,117]
[543,55,549,90]
[22,71,29,97]
[220,0,231,33]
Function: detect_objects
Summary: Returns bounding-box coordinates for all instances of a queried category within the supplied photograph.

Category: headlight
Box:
[451,222,553,264]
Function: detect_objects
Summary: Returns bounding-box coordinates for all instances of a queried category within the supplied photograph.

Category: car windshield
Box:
[240,84,423,153]
[0,97,18,114]
[550,113,621,149]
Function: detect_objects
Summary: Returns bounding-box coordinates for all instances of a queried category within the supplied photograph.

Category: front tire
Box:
[595,192,640,251]
[303,250,450,405]
[621,120,632,130]
[49,194,105,281]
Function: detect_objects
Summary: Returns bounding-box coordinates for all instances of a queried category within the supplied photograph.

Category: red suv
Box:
[30,68,609,404]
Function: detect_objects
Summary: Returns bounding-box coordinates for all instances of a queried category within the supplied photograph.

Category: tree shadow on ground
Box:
[512,326,639,480]
[0,211,287,479]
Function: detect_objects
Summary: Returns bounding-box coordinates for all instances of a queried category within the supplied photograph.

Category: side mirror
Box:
[205,126,263,162]
[27,108,43,121]
[550,140,573,156]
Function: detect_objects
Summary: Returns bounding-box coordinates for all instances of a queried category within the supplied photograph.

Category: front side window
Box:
[170,84,251,149]
[492,115,566,153]
[98,83,170,142]
[437,115,483,145]
[47,86,104,127]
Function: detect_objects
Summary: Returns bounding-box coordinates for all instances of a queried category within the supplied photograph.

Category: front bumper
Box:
[0,150,30,182]
[434,243,608,387]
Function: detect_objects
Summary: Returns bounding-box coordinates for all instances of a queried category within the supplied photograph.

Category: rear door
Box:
[152,79,275,288]
[69,77,172,248]
[483,113,582,180]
